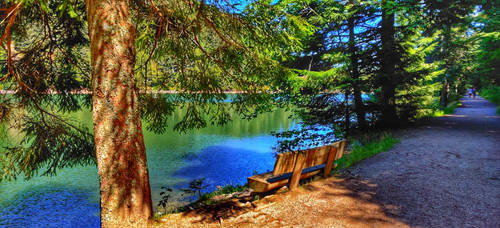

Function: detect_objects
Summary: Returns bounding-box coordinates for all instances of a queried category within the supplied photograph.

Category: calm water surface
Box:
[0,106,295,227]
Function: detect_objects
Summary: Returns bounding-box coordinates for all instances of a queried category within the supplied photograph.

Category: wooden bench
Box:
[248,140,346,192]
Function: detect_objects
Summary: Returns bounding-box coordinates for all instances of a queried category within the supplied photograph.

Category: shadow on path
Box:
[347,96,500,227]
[161,174,409,227]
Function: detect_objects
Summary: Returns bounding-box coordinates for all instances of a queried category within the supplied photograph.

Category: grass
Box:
[480,86,500,115]
[443,101,461,114]
[416,95,463,119]
[430,100,462,117]
[197,183,248,203]
[155,183,250,217]
[334,132,399,170]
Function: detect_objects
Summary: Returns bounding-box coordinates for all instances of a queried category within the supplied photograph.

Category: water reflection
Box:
[172,136,278,192]
[0,101,295,227]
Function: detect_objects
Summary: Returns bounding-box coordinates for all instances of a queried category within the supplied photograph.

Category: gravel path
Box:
[160,96,500,227]
[348,96,500,227]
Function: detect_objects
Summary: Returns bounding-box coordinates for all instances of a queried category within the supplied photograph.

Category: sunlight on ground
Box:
[443,114,468,118]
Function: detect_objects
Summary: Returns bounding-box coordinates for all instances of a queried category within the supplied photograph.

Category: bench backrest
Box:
[272,140,346,176]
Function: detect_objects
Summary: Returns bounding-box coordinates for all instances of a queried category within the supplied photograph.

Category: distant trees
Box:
[423,0,478,106]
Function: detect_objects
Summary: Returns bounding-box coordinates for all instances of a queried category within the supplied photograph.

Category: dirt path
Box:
[160,96,500,227]
[345,96,500,227]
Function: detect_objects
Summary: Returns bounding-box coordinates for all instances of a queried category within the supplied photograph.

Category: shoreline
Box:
[0,89,251,95]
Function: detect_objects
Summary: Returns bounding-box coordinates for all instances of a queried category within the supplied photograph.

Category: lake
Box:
[0,103,296,227]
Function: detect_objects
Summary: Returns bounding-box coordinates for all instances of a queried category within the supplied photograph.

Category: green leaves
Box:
[0,112,94,181]
[39,0,50,12]
[56,1,79,18]
[129,0,313,135]
[471,2,500,87]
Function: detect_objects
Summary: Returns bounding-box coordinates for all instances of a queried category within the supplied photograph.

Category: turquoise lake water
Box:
[0,105,295,227]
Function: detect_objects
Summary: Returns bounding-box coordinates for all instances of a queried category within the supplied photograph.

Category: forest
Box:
[0,0,499,227]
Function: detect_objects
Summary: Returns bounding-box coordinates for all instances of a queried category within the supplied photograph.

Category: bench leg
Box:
[289,152,306,191]
[332,140,346,169]
[324,146,338,177]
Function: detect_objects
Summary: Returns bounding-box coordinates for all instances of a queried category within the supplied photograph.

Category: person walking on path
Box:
[472,87,477,99]
[468,88,473,98]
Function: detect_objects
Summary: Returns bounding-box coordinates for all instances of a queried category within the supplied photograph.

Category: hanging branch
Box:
[0,3,21,80]
[140,0,165,90]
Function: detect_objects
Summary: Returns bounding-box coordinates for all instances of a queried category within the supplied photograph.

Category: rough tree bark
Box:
[85,0,153,227]
[348,3,367,129]
[380,2,398,126]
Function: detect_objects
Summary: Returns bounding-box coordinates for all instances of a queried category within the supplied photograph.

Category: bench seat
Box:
[248,140,346,192]
[248,166,324,192]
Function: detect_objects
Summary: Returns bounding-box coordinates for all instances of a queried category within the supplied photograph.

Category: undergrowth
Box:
[443,101,461,115]
[335,132,399,170]
[155,182,249,216]
[198,183,248,203]
[480,86,500,115]
[431,100,462,117]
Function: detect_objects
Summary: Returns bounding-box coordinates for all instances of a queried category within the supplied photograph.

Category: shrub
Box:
[335,132,399,170]
[480,86,500,114]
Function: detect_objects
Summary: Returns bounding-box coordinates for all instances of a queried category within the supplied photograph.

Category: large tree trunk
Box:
[85,0,153,227]
[380,2,398,126]
[348,3,367,129]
